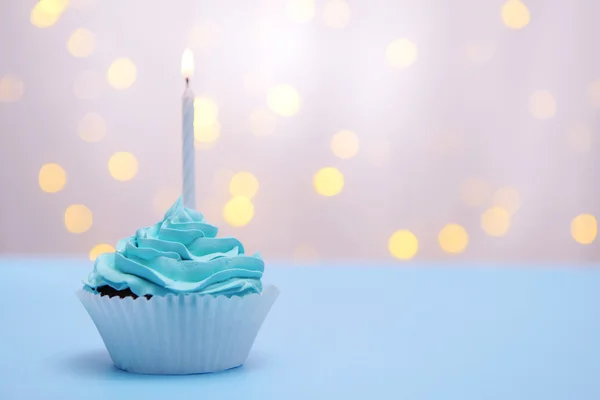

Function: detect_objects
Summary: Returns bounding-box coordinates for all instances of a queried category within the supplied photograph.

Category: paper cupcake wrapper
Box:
[77,285,279,375]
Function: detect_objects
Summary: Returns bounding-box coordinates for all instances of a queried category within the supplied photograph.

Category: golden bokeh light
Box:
[39,163,66,193]
[331,130,359,159]
[568,123,592,153]
[285,0,315,24]
[89,243,115,261]
[571,214,597,245]
[481,207,511,237]
[386,38,418,69]
[65,204,93,234]
[107,58,137,90]
[194,122,221,147]
[492,187,521,215]
[501,0,530,30]
[67,28,95,58]
[313,167,344,197]
[223,196,255,227]
[466,41,496,65]
[588,80,600,109]
[194,97,219,126]
[73,70,103,100]
[0,75,24,103]
[152,187,180,217]
[322,0,351,29]
[78,112,106,143]
[529,90,556,120]
[229,172,259,199]
[249,108,278,137]
[388,230,418,260]
[438,224,468,254]
[188,21,220,50]
[460,178,492,207]
[30,0,69,28]
[267,84,301,117]
[108,152,138,181]
[365,140,391,167]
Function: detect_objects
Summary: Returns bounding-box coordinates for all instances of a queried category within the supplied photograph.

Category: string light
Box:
[438,224,468,254]
[67,28,95,58]
[267,84,301,117]
[388,230,418,260]
[108,152,138,181]
[571,214,597,245]
[223,197,255,227]
[107,58,137,90]
[501,0,530,30]
[481,207,511,237]
[229,172,259,199]
[78,113,106,143]
[331,130,359,159]
[313,167,344,196]
[386,38,418,69]
[39,163,67,193]
[89,244,115,261]
[65,204,93,234]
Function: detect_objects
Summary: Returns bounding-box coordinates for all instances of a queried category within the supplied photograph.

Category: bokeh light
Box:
[285,0,315,24]
[322,0,351,29]
[460,178,491,207]
[194,97,219,126]
[571,214,597,245]
[466,41,496,65]
[194,123,221,148]
[223,197,255,227]
[73,70,103,100]
[365,140,391,167]
[501,0,530,30]
[388,230,418,260]
[568,123,592,153]
[39,163,66,193]
[89,243,115,261]
[481,207,511,237]
[67,28,95,58]
[492,187,521,215]
[107,58,137,90]
[267,84,301,117]
[529,90,556,120]
[78,112,106,143]
[229,172,259,199]
[386,38,418,69]
[438,224,468,254]
[331,130,359,159]
[0,75,24,103]
[65,204,93,234]
[30,0,69,28]
[588,80,600,109]
[313,167,344,197]
[108,152,138,181]
[249,108,278,137]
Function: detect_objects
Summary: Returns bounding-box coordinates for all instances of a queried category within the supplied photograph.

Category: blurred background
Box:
[1,0,599,263]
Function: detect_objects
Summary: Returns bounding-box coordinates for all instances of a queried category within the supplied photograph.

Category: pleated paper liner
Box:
[77,285,279,374]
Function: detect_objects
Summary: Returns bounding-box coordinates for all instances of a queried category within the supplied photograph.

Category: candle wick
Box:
[185,77,190,88]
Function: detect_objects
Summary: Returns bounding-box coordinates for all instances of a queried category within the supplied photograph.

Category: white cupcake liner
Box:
[77,285,279,375]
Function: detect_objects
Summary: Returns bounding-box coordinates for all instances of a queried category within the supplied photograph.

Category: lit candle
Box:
[181,49,196,209]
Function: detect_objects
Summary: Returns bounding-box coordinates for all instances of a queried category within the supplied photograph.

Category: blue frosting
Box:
[84,197,264,297]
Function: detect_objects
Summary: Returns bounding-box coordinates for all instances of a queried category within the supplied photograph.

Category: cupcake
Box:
[77,197,279,374]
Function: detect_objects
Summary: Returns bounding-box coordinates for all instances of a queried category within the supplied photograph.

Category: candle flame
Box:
[181,48,194,78]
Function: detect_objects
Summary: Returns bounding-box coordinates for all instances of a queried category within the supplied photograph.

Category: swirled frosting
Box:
[84,197,264,297]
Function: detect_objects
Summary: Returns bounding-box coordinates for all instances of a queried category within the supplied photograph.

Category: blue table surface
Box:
[1,258,599,400]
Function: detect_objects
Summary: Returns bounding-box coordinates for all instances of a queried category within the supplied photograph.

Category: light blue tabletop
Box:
[0,258,599,400]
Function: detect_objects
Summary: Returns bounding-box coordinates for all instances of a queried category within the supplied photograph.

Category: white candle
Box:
[181,49,196,209]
